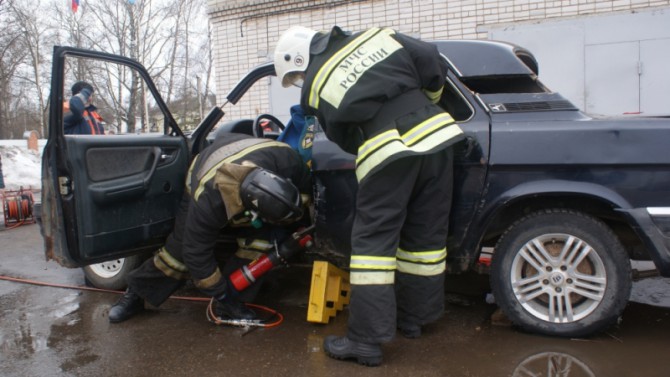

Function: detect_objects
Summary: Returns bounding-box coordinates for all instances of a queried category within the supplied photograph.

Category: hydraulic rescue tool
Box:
[207,225,315,328]
[229,225,315,292]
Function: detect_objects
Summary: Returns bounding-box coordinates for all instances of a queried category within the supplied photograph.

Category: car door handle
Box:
[158,148,179,166]
[141,147,162,189]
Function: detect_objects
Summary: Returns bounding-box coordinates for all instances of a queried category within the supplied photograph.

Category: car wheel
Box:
[490,209,631,337]
[83,255,146,290]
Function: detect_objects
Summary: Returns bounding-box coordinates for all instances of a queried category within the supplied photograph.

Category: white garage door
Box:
[585,41,639,116]
[487,8,670,117]
[641,38,670,116]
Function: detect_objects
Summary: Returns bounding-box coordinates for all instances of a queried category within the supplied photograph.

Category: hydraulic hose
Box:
[0,274,283,328]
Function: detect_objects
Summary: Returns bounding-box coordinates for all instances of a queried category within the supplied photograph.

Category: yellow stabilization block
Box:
[307,261,351,324]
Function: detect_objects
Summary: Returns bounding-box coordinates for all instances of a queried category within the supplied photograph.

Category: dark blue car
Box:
[41,41,670,337]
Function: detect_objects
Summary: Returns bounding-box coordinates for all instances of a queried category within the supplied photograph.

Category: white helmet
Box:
[274,26,318,88]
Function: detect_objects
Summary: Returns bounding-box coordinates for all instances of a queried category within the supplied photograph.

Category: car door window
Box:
[61,56,168,136]
[43,48,189,267]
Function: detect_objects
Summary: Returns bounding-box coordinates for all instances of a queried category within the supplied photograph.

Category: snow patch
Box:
[0,142,43,191]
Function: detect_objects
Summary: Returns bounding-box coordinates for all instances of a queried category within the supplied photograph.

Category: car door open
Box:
[42,46,190,268]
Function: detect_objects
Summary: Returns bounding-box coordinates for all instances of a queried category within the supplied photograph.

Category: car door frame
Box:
[42,46,190,268]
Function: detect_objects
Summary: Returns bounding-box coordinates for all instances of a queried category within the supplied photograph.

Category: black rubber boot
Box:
[323,336,383,367]
[109,289,145,323]
[214,297,257,320]
[397,322,422,339]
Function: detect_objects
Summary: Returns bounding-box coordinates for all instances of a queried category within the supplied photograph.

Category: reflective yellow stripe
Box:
[402,113,455,146]
[236,238,274,252]
[197,138,269,182]
[356,121,464,182]
[357,113,456,165]
[423,86,444,104]
[235,248,265,261]
[153,255,189,280]
[229,214,252,226]
[349,255,396,270]
[157,247,189,272]
[397,260,446,276]
[319,29,402,108]
[357,129,399,162]
[153,247,189,280]
[194,267,223,289]
[309,28,382,109]
[193,141,292,201]
[350,271,395,285]
[396,248,447,264]
[185,154,199,196]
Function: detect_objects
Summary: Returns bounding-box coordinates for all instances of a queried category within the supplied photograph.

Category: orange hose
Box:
[4,199,26,229]
[3,191,35,228]
[0,274,207,300]
[0,274,284,327]
[206,297,284,328]
[6,199,19,218]
[22,199,30,216]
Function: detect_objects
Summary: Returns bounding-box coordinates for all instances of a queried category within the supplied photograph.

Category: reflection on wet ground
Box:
[1,225,669,377]
[512,351,595,377]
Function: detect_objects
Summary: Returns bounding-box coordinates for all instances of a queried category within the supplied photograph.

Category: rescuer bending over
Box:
[108,133,312,323]
[274,26,464,366]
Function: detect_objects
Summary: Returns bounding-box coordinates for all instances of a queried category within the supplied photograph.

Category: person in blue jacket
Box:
[64,81,105,135]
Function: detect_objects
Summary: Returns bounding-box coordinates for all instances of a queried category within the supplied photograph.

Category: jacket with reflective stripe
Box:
[180,134,311,297]
[301,27,464,164]
[64,104,105,135]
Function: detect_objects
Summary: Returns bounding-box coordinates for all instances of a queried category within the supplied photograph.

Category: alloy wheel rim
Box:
[510,233,607,323]
[88,258,125,278]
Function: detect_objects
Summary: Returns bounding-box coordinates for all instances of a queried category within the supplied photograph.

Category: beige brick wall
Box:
[207,0,670,119]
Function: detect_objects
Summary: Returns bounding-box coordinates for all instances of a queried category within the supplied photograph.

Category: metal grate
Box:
[489,100,577,112]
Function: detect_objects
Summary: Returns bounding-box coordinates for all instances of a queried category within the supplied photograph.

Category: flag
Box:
[72,0,79,13]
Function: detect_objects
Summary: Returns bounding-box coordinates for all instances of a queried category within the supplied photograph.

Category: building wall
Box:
[207,0,670,119]
[486,8,670,115]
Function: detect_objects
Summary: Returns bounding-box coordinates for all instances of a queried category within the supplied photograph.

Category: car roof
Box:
[231,40,541,104]
[433,40,539,78]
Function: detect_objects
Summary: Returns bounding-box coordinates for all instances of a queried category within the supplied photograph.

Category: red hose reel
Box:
[3,188,36,227]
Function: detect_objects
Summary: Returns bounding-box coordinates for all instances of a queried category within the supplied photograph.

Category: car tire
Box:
[83,255,146,290]
[490,209,632,337]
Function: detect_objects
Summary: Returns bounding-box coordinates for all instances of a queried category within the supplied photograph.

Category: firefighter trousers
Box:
[347,148,453,344]
[126,194,268,307]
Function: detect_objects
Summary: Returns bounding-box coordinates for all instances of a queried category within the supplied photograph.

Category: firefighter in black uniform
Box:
[108,133,312,323]
[274,26,465,366]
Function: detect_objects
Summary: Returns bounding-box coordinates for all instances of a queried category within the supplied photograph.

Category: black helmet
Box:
[71,81,94,95]
[240,168,303,224]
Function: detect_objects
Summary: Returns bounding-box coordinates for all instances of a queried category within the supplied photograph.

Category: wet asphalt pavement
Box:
[1,223,669,377]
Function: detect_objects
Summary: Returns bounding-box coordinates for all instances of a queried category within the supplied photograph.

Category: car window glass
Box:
[440,77,474,122]
[62,56,164,136]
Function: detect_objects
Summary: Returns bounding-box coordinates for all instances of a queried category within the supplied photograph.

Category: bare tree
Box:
[164,1,185,106]
[196,20,216,115]
[1,0,213,139]
[84,0,181,133]
[167,0,213,129]
[0,2,29,139]
[8,1,55,138]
